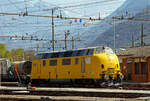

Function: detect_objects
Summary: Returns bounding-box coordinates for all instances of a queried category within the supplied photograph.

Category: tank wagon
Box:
[29,46,122,86]
[9,61,32,83]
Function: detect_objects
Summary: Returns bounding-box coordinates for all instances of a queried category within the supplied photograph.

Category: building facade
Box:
[117,46,150,82]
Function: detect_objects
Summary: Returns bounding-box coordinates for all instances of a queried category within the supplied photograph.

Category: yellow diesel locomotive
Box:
[30,46,122,86]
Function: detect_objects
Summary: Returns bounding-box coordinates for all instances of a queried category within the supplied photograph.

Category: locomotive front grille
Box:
[108,68,114,73]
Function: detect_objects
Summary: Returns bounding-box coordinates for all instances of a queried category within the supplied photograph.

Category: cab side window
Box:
[62,59,71,65]
[95,48,103,54]
[50,60,57,66]
[75,58,79,64]
[87,49,94,55]
[43,60,46,67]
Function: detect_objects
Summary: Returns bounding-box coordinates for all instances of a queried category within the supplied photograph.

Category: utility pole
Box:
[52,9,55,51]
[132,33,134,47]
[99,12,101,20]
[36,47,39,53]
[72,36,74,49]
[141,23,144,46]
[65,34,67,49]
[64,30,70,50]
[113,19,116,52]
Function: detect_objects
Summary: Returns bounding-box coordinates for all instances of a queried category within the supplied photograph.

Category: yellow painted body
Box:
[30,47,121,80]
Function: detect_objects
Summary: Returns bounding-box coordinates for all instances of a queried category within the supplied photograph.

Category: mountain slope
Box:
[84,0,149,48]
[0,0,127,51]
[0,0,147,51]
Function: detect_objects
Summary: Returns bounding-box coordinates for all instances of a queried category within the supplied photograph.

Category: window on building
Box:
[49,60,57,66]
[62,59,71,65]
[127,63,132,74]
[75,58,79,64]
[135,63,139,74]
[43,60,46,67]
[141,62,147,74]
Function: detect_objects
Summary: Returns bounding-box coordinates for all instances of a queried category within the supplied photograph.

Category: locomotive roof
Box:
[37,46,105,54]
[34,46,108,59]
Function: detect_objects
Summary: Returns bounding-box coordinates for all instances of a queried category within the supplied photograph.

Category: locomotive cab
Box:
[94,47,122,85]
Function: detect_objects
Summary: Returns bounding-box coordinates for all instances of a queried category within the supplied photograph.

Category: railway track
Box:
[1,83,150,100]
[2,82,150,90]
[0,89,148,98]
[0,82,18,86]
[0,86,150,98]
[0,95,140,101]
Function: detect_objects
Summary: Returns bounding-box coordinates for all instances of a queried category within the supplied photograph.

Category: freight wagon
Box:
[0,58,10,81]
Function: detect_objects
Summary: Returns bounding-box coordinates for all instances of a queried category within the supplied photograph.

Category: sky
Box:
[29,0,126,18]
[0,0,127,50]
[0,0,126,18]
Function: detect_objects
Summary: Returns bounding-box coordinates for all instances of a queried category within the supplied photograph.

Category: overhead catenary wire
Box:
[0,12,104,20]
[0,0,120,29]
[112,16,150,22]
[0,0,129,50]
[28,0,124,16]
[0,35,84,42]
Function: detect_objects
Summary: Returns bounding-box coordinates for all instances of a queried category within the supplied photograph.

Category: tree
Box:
[5,50,13,62]
[0,43,34,62]
[24,50,34,61]
[11,48,24,61]
[0,44,6,58]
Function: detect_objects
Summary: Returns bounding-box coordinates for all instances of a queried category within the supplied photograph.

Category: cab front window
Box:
[105,47,114,54]
[95,48,104,54]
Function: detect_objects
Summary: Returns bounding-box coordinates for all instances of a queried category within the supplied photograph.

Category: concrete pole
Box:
[113,19,116,52]
[52,9,55,51]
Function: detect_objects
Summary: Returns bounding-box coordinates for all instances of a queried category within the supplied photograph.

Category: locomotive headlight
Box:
[117,70,120,73]
[101,64,104,69]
